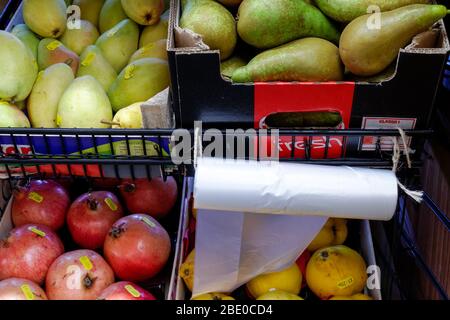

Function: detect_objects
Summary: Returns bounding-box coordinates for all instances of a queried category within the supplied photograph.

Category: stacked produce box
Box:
[0,0,449,302]
[169,0,449,136]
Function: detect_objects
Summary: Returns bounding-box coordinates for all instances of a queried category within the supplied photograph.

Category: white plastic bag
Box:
[192,158,398,297]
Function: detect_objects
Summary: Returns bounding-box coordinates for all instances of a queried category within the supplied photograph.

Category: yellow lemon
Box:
[246,264,302,299]
[257,290,303,300]
[179,249,195,292]
[306,245,367,299]
[307,218,348,252]
[329,293,373,300]
[192,293,235,300]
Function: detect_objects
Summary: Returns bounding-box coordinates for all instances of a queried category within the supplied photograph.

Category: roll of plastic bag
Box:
[194,158,398,221]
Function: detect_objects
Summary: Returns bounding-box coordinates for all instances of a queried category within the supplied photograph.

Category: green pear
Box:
[96,19,140,72]
[38,39,80,75]
[108,58,169,111]
[110,102,144,128]
[121,0,164,25]
[57,76,113,128]
[129,39,168,63]
[27,64,74,128]
[232,38,343,83]
[0,31,38,102]
[340,4,449,76]
[139,10,169,47]
[73,0,105,27]
[221,55,247,78]
[11,24,40,59]
[315,0,431,23]
[77,45,118,91]
[0,102,31,128]
[237,0,340,49]
[180,0,237,60]
[99,0,128,33]
[60,20,100,55]
[23,0,67,38]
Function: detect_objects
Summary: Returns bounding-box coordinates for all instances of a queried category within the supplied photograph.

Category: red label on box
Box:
[360,117,417,151]
[254,82,355,159]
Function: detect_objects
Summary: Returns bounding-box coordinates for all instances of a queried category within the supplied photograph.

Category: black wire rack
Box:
[0,126,447,299]
[0,128,433,180]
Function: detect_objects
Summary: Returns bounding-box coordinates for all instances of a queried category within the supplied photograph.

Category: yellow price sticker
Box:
[337,276,354,289]
[21,285,35,301]
[141,216,156,228]
[28,192,44,203]
[28,226,46,237]
[125,285,141,298]
[124,65,135,80]
[81,52,96,66]
[56,114,62,127]
[46,41,61,51]
[104,198,118,211]
[36,70,44,82]
[79,256,93,271]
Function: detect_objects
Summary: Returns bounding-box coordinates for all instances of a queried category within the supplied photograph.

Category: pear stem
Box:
[101,120,121,126]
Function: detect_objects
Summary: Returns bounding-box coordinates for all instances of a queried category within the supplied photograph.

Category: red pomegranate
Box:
[296,250,311,288]
[0,224,64,284]
[0,278,47,300]
[104,214,171,282]
[97,281,156,300]
[12,180,70,230]
[45,250,115,300]
[67,191,124,249]
[119,178,178,219]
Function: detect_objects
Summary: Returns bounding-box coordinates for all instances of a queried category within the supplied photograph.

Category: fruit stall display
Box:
[169,0,449,130]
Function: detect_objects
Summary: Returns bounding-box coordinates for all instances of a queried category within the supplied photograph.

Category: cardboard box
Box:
[168,0,450,157]
[0,4,173,178]
[167,177,382,300]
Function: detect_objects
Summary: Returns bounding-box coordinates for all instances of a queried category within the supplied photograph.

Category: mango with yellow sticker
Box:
[57,76,113,128]
[306,245,367,299]
[108,58,169,112]
[96,19,139,73]
[28,63,74,128]
[0,101,31,128]
[37,39,80,75]
[139,10,169,47]
[77,45,117,91]
[129,39,168,63]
